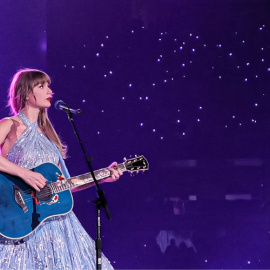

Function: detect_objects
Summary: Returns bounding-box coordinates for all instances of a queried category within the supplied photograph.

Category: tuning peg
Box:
[123,157,127,161]
[135,154,138,157]
[130,172,134,177]
[142,170,146,175]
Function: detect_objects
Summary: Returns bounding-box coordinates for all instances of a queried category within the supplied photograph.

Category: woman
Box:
[0,68,122,269]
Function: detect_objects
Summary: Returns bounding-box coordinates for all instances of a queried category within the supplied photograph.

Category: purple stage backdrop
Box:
[1,0,270,268]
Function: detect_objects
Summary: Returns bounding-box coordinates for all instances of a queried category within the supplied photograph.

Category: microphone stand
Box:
[64,110,112,270]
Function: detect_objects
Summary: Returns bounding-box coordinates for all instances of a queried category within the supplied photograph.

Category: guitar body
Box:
[0,155,149,240]
[0,163,73,240]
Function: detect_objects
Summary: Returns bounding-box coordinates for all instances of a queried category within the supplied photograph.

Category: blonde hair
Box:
[8,68,67,158]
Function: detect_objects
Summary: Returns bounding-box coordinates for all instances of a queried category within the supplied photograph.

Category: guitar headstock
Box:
[124,155,149,175]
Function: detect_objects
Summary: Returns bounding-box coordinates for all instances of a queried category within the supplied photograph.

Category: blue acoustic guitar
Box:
[0,155,149,240]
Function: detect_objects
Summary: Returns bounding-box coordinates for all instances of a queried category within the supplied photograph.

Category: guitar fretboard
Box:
[50,163,126,193]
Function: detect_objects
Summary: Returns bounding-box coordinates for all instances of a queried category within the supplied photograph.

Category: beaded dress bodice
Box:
[7,111,59,169]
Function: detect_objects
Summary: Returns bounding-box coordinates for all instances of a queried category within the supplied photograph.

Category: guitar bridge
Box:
[13,185,28,213]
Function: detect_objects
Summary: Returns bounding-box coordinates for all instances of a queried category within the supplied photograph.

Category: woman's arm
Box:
[71,161,123,193]
[0,118,47,191]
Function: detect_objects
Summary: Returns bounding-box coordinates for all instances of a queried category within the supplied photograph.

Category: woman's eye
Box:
[39,85,44,89]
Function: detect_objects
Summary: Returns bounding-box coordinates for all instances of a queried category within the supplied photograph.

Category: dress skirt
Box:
[0,211,114,270]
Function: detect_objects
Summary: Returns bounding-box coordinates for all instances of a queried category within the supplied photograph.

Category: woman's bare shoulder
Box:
[0,116,20,132]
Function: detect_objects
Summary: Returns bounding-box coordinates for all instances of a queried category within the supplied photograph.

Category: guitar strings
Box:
[19,165,129,199]
[12,164,142,204]
[19,178,96,203]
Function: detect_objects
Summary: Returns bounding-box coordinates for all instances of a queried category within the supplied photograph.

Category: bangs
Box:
[31,72,51,88]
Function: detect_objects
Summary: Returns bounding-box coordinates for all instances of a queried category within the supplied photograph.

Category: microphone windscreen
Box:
[54,100,65,110]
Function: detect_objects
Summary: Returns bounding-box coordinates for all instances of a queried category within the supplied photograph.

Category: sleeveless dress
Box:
[0,111,114,270]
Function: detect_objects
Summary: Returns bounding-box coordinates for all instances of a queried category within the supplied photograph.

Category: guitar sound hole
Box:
[36,185,53,201]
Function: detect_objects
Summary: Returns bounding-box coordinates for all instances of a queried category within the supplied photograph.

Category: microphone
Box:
[54,100,82,115]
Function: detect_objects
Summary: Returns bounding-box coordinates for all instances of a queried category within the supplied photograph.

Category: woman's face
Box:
[27,81,53,109]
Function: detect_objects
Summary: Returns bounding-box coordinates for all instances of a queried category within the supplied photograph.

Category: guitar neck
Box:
[50,163,127,193]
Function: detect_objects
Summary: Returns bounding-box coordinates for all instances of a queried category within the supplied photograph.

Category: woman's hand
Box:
[19,169,47,192]
[103,161,123,183]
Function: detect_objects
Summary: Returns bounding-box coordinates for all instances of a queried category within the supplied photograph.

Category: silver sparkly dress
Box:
[0,111,114,270]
